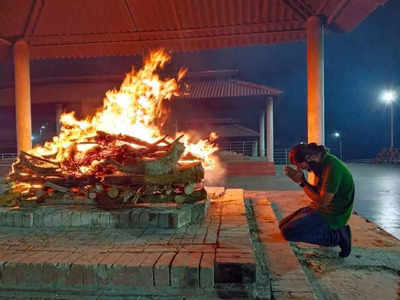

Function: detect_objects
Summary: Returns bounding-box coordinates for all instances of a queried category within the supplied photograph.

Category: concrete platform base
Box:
[0,188,257,299]
[2,185,397,299]
[0,200,209,229]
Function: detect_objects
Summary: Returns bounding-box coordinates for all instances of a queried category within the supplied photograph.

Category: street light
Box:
[332,131,343,160]
[381,89,397,148]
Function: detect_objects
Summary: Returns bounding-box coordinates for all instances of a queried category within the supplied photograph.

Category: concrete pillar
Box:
[307,15,325,145]
[13,39,32,153]
[259,110,265,157]
[266,98,274,162]
[252,141,258,157]
[55,104,63,134]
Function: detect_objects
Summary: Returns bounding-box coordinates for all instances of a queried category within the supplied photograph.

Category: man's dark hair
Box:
[289,143,326,165]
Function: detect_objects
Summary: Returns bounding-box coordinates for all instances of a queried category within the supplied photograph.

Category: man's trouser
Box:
[279,206,343,247]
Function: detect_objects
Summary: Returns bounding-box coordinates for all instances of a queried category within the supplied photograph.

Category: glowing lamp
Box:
[381,90,397,104]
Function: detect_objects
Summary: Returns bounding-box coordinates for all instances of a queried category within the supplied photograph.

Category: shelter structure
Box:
[175,69,281,161]
[0,0,389,153]
[0,69,281,162]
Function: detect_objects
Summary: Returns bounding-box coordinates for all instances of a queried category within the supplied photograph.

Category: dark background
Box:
[1,0,399,160]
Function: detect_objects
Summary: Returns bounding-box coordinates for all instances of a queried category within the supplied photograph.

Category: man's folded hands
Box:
[284,165,305,184]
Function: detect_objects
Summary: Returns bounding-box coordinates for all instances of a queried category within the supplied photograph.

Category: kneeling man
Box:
[281,143,354,257]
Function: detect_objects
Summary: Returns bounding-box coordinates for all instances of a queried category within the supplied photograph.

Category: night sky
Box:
[168,0,400,160]
[1,0,399,160]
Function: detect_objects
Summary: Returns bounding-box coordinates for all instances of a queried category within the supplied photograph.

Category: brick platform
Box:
[0,199,208,229]
[245,191,315,299]
[0,188,257,299]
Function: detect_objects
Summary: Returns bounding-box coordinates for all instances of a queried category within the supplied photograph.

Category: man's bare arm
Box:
[301,166,335,208]
[284,165,335,207]
[302,181,334,206]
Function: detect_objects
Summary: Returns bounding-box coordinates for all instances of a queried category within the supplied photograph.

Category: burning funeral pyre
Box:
[1,50,218,209]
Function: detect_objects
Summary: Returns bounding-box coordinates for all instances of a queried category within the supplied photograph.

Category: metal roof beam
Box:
[124,0,138,31]
[27,28,306,60]
[27,20,305,46]
[23,0,44,37]
[0,37,12,46]
[280,0,314,20]
[316,0,330,14]
[327,0,350,24]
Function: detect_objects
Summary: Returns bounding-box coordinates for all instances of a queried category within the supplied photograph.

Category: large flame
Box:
[28,49,218,175]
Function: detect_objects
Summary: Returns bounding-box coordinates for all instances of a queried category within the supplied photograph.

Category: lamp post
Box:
[381,90,397,148]
[332,131,343,160]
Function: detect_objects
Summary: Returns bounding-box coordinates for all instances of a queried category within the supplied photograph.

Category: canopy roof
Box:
[180,70,282,99]
[0,0,388,61]
[0,69,281,106]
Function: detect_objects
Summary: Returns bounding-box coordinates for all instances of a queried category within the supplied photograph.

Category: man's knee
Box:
[280,225,295,241]
[278,220,284,230]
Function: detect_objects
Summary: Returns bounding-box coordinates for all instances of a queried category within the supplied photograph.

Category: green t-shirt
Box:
[317,153,355,229]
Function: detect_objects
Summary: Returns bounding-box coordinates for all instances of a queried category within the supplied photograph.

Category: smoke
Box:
[204,155,226,186]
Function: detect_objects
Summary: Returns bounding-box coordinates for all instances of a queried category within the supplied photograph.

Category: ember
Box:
[2,49,218,209]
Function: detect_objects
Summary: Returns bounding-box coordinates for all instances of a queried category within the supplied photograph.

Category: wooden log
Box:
[184,183,195,195]
[122,190,135,203]
[56,175,97,187]
[20,196,40,207]
[19,152,61,176]
[143,140,185,175]
[106,140,184,176]
[181,153,201,161]
[107,186,120,198]
[174,194,186,204]
[8,173,45,185]
[96,131,152,147]
[132,192,140,204]
[21,151,60,166]
[140,135,170,155]
[44,181,69,193]
[95,184,104,193]
[34,189,46,198]
[43,192,97,205]
[176,188,207,204]
[0,181,13,194]
[104,162,204,185]
[102,175,132,185]
[0,191,19,207]
[88,190,97,200]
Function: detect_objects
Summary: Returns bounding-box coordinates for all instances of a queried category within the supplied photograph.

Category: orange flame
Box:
[27,49,217,175]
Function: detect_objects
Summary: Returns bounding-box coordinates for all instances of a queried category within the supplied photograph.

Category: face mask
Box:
[307,161,323,176]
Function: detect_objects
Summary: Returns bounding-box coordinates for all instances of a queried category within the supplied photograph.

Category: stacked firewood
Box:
[1,131,206,209]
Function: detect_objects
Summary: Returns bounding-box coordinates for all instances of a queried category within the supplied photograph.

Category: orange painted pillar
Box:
[13,39,32,153]
[307,16,325,145]
[266,97,274,162]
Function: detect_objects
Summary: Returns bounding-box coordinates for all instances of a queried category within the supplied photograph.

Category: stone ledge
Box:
[0,199,209,229]
[0,188,258,299]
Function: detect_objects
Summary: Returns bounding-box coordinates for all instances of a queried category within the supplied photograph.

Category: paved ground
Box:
[224,163,400,300]
[247,190,400,300]
[226,163,400,240]
[1,163,400,299]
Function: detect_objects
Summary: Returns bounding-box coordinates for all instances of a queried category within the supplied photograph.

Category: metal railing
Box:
[273,148,289,165]
[217,141,256,157]
[0,153,17,160]
[217,141,290,164]
[0,153,17,167]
